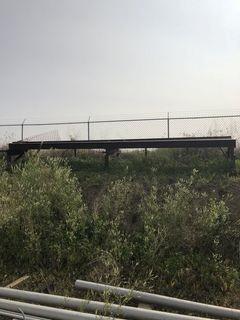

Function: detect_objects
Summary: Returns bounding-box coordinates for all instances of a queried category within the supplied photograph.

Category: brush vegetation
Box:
[0,149,240,306]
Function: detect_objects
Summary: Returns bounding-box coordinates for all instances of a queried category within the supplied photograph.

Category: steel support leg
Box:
[6,152,12,167]
[227,146,236,174]
[104,152,109,168]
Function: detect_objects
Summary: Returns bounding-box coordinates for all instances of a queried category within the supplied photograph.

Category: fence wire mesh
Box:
[0,112,240,149]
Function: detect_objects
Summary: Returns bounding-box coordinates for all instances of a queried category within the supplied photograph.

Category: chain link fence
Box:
[1,112,240,149]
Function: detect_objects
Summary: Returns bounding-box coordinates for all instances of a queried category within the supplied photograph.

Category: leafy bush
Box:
[137,172,238,300]
[0,156,86,271]
[83,171,239,302]
[0,152,239,306]
[87,178,144,283]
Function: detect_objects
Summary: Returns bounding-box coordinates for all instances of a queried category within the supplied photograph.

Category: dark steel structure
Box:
[7,136,236,168]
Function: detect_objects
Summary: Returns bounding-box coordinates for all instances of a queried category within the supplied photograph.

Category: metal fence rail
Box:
[0,112,240,147]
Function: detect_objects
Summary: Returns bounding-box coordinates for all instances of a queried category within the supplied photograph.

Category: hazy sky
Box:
[0,0,239,122]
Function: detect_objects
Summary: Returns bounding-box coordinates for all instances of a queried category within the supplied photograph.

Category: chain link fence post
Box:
[87,117,90,140]
[21,119,26,141]
[167,112,170,138]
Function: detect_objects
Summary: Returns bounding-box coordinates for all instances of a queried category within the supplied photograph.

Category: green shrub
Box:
[90,178,144,279]
[0,153,239,305]
[136,171,238,300]
[0,156,86,271]
[83,172,239,302]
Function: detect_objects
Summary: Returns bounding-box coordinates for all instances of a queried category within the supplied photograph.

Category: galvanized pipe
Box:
[75,279,240,319]
[0,308,49,320]
[0,298,120,320]
[0,288,214,320]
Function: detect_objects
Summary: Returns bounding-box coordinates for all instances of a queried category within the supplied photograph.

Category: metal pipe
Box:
[21,119,26,141]
[167,112,170,138]
[2,113,240,128]
[88,116,90,140]
[0,308,49,320]
[0,288,214,320]
[0,124,22,127]
[20,117,167,126]
[0,298,121,320]
[75,280,240,319]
